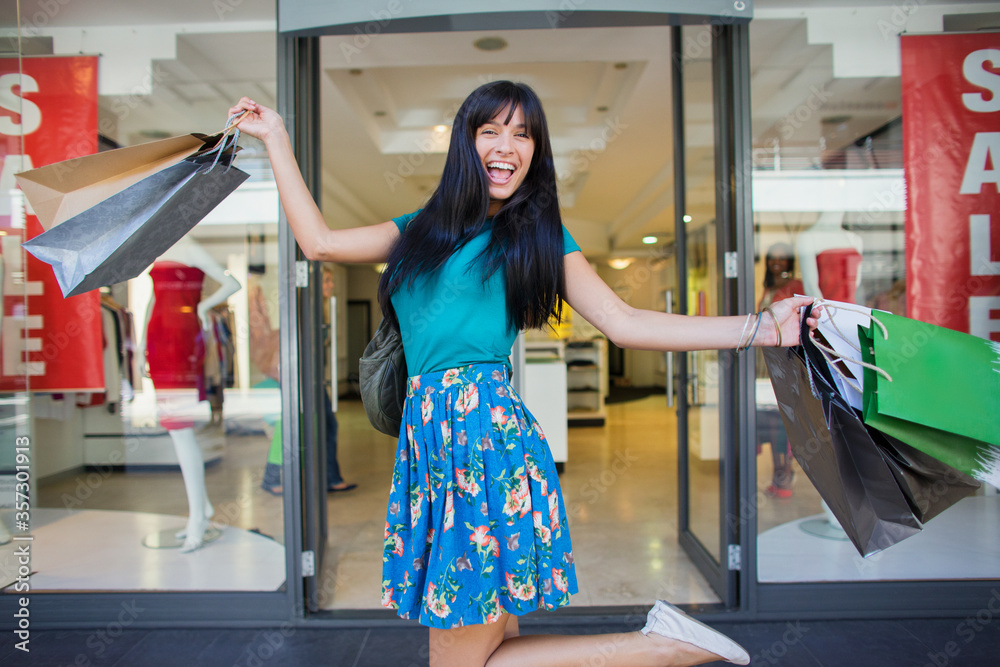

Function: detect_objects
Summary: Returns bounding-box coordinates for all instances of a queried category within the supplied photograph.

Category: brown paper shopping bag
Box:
[16,133,215,231]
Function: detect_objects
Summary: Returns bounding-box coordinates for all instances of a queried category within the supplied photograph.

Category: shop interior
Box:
[2,3,998,608]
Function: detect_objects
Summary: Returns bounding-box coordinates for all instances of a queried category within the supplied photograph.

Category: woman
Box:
[756,243,805,499]
[758,243,804,310]
[230,81,818,667]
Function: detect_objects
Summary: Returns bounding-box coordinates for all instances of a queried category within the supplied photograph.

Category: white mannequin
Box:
[796,211,864,302]
[138,236,241,552]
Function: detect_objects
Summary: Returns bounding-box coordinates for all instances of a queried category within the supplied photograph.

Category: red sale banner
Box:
[0,56,104,391]
[902,33,1000,341]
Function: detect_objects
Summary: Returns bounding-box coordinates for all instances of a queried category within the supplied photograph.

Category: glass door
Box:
[673,23,743,607]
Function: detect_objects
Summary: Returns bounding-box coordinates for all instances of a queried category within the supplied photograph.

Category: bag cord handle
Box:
[203,110,249,173]
[807,298,893,393]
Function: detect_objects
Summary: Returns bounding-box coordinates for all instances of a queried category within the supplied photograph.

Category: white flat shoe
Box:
[641,600,750,665]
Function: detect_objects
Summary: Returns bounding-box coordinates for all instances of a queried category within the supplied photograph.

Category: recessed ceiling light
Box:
[642,236,657,245]
[608,258,634,270]
[474,36,508,51]
[434,125,448,133]
[683,214,692,223]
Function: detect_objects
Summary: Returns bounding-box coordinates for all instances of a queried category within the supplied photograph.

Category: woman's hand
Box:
[762,296,822,348]
[228,97,286,145]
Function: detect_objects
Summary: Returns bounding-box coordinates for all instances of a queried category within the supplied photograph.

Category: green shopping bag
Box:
[859,311,1000,486]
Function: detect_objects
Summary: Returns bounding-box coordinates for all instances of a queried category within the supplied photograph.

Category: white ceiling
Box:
[11,0,999,257]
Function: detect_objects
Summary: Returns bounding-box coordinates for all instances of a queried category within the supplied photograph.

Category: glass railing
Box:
[752,142,903,171]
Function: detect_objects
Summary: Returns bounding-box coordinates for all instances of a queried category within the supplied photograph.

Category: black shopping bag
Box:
[762,317,979,557]
[19,127,248,297]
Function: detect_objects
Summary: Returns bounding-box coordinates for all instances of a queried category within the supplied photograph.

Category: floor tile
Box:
[263,628,370,666]
[116,628,254,666]
[355,628,429,667]
[4,628,149,666]
[795,619,936,667]
[896,617,1000,667]
[712,621,822,666]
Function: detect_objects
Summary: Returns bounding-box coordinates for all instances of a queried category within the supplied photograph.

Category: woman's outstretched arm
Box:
[228,97,400,264]
[562,251,819,352]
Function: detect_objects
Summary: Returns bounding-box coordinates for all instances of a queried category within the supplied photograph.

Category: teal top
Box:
[390,211,581,376]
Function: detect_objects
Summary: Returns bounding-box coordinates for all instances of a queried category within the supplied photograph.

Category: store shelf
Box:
[565,338,607,426]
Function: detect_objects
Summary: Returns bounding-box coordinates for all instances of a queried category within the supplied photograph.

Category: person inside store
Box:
[320,264,356,493]
[755,243,804,499]
[140,236,241,552]
[252,268,355,495]
[229,81,820,667]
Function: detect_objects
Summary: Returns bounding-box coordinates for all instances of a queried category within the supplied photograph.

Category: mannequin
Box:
[796,211,864,303]
[139,236,241,552]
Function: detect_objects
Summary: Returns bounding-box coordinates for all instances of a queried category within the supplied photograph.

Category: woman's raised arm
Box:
[562,251,818,352]
[229,98,400,264]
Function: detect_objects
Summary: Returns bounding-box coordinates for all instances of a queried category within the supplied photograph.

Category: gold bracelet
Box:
[764,306,781,347]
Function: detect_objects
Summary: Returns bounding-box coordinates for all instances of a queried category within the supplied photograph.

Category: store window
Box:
[2,7,285,594]
[750,14,998,583]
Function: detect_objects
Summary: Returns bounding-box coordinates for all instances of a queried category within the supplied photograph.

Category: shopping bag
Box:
[16,132,219,232]
[859,311,1000,486]
[762,314,979,556]
[19,134,248,298]
[869,427,980,525]
[805,297,881,411]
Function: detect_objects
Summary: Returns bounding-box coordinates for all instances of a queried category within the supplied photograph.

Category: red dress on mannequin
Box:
[146,261,206,391]
[816,249,863,303]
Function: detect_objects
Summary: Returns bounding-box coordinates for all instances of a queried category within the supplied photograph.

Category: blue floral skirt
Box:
[381,362,578,628]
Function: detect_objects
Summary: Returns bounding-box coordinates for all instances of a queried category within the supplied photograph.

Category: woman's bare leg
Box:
[429,613,725,667]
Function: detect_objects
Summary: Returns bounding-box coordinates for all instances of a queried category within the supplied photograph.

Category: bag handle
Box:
[202,110,250,173]
[807,298,893,393]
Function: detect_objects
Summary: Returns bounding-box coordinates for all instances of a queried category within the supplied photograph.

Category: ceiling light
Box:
[642,236,658,245]
[474,37,508,51]
[434,125,448,133]
[608,258,634,270]
[374,263,388,273]
[683,215,692,223]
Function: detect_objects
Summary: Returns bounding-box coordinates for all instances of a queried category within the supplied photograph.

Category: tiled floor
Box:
[2,616,999,666]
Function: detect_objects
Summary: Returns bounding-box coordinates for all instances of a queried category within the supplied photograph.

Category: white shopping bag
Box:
[802,297,887,411]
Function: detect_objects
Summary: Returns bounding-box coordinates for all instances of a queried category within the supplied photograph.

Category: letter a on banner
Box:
[901,34,1000,340]
[0,57,104,391]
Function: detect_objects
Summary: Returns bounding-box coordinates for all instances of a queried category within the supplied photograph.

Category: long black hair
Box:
[377,80,566,333]
[763,243,796,289]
